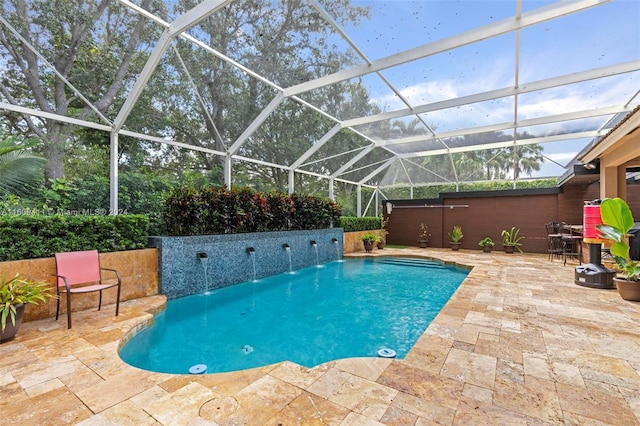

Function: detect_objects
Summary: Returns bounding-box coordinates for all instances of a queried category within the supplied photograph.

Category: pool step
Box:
[375,258,446,269]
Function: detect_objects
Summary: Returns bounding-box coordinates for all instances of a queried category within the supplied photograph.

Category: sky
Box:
[335,0,640,178]
[3,0,637,182]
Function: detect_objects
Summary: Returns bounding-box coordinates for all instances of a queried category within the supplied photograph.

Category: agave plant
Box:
[449,225,463,242]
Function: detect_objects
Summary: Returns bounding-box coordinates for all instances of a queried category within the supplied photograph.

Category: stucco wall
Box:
[343,230,383,254]
[0,248,159,323]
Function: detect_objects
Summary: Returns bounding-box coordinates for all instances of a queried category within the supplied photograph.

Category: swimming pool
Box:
[119,257,468,374]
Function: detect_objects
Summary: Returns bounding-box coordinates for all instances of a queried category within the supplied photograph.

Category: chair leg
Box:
[66,294,72,329]
[98,291,102,311]
[56,296,60,321]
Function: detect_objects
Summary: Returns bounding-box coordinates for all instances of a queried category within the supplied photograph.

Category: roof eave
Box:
[579,105,640,165]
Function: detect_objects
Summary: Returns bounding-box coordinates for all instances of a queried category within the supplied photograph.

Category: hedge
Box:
[0,214,149,261]
[338,216,382,232]
[164,186,342,236]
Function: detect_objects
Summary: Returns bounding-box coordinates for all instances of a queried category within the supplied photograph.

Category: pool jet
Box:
[197,252,209,293]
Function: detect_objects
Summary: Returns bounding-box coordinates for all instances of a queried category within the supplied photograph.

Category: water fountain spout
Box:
[331,238,341,261]
[197,252,209,293]
[283,243,292,273]
[247,247,257,281]
[311,241,319,266]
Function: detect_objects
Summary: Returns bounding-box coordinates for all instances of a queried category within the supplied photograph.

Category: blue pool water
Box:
[119,257,468,374]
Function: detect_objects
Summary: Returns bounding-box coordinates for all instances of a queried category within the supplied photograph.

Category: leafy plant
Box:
[596,197,640,281]
[449,225,463,242]
[418,223,430,240]
[0,137,46,196]
[0,274,55,332]
[478,237,495,247]
[501,227,524,252]
[165,186,342,236]
[361,233,380,244]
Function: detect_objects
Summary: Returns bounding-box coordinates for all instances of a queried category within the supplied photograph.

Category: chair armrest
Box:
[100,268,122,285]
[52,273,72,291]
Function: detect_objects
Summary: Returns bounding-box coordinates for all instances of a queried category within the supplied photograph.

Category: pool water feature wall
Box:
[148,229,343,299]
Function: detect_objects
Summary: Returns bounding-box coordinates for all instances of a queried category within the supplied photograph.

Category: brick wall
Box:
[384,182,640,254]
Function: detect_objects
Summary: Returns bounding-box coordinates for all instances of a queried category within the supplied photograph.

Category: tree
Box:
[508,144,544,179]
[414,130,546,185]
[0,0,161,181]
[157,0,373,191]
[0,136,46,196]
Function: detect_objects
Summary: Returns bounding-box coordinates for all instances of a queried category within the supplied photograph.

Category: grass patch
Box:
[385,244,409,249]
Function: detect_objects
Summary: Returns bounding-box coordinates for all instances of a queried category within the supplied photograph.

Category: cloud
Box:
[545,151,578,165]
[368,69,639,136]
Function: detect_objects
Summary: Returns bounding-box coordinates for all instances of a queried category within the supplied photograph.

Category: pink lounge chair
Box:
[54,250,121,329]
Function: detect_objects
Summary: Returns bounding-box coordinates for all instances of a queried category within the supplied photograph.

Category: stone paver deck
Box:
[1,248,639,425]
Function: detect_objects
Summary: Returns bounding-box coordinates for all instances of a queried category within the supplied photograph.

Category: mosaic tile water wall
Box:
[148,229,343,299]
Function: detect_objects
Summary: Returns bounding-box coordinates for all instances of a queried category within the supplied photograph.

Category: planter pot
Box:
[377,241,385,250]
[363,241,375,253]
[0,303,25,343]
[504,244,515,254]
[450,242,461,251]
[482,245,492,253]
[418,240,428,248]
[614,278,640,302]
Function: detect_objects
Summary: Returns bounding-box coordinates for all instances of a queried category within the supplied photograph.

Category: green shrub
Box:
[0,214,149,261]
[290,194,342,230]
[338,216,381,232]
[164,186,341,236]
[33,173,172,236]
[266,191,295,231]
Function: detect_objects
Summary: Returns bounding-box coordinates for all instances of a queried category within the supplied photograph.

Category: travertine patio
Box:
[1,248,639,425]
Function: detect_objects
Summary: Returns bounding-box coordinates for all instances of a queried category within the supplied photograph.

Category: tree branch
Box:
[0,80,47,139]
[2,0,52,113]
[91,0,152,113]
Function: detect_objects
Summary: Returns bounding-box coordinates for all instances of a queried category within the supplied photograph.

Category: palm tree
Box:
[0,137,47,195]
[509,144,544,179]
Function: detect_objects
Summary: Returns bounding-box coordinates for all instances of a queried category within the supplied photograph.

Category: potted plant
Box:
[361,233,380,253]
[501,227,524,253]
[595,197,640,301]
[1,274,55,343]
[377,217,389,249]
[417,223,430,248]
[449,225,463,251]
[478,237,495,253]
